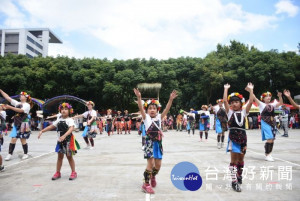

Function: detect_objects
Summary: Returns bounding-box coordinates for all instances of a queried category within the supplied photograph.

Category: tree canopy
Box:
[1,40,299,114]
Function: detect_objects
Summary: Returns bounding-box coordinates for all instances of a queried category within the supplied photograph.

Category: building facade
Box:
[0,28,62,58]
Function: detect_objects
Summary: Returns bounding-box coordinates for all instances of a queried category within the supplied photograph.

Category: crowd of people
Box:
[0,86,299,194]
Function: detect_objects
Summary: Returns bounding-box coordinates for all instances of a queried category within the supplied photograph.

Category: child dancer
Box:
[115,111,123,134]
[224,83,253,192]
[134,88,177,194]
[73,101,97,149]
[38,102,79,180]
[183,109,196,136]
[210,99,228,148]
[198,105,210,142]
[106,109,113,136]
[0,90,32,161]
[123,110,131,134]
[253,91,283,161]
[0,104,6,171]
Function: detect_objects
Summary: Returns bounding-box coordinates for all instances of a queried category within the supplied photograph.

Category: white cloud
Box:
[1,0,279,59]
[48,41,83,58]
[275,0,299,17]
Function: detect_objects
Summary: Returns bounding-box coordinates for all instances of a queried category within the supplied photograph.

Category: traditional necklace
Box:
[233,111,244,127]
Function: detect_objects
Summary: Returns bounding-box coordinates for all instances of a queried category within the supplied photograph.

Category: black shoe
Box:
[281,134,289,137]
[232,182,241,192]
[237,176,242,184]
[0,165,5,172]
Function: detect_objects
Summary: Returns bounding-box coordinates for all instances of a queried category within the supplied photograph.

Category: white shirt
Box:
[196,110,210,116]
[227,109,247,120]
[53,117,75,128]
[56,113,62,120]
[0,111,6,120]
[83,110,97,118]
[143,114,161,131]
[11,99,30,114]
[258,101,277,113]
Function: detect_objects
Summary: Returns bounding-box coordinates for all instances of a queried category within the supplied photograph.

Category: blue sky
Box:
[0,0,299,59]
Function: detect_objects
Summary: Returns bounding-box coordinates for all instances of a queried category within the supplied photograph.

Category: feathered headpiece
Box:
[143,99,162,111]
[228,92,245,105]
[260,92,272,101]
[58,102,74,114]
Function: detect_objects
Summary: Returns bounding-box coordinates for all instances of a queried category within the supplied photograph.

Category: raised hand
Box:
[283,89,291,97]
[245,82,254,92]
[170,90,178,100]
[133,88,142,99]
[224,83,230,89]
[277,91,282,97]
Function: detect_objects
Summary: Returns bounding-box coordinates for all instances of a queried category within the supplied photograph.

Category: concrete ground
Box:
[0,128,299,201]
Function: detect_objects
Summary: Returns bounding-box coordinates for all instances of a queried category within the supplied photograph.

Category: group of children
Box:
[0,85,299,194]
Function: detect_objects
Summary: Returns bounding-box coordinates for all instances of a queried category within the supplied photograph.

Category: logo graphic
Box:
[171,161,202,191]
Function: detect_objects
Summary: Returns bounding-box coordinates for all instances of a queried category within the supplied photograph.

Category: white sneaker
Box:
[217,142,221,149]
[5,154,12,161]
[90,146,95,150]
[265,155,275,162]
[22,154,29,160]
[221,142,224,148]
[0,165,5,172]
[85,145,91,149]
[142,145,145,151]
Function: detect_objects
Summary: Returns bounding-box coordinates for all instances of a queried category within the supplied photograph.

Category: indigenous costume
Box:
[187,109,196,135]
[142,99,163,191]
[7,92,31,159]
[196,105,210,140]
[115,112,123,134]
[82,109,98,138]
[123,111,131,134]
[0,105,6,153]
[53,103,79,156]
[226,92,246,192]
[258,92,277,160]
[106,111,113,136]
[213,99,228,148]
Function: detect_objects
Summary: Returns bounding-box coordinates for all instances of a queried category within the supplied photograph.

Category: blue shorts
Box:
[261,120,275,141]
[199,121,209,131]
[215,119,222,134]
[226,138,242,154]
[153,141,162,159]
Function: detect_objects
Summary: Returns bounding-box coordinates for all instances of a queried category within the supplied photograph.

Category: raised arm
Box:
[161,90,178,120]
[38,125,56,139]
[3,104,24,113]
[253,95,261,107]
[223,84,230,113]
[245,82,254,114]
[0,89,12,103]
[276,91,283,107]
[73,114,84,119]
[133,88,146,120]
[284,90,300,109]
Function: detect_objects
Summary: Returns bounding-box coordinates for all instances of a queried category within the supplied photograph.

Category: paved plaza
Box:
[0,129,299,201]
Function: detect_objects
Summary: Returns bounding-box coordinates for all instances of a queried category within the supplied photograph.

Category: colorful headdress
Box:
[201,105,208,110]
[86,101,95,107]
[216,99,223,103]
[20,91,31,101]
[260,92,272,101]
[58,102,74,114]
[143,99,161,111]
[228,92,245,105]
